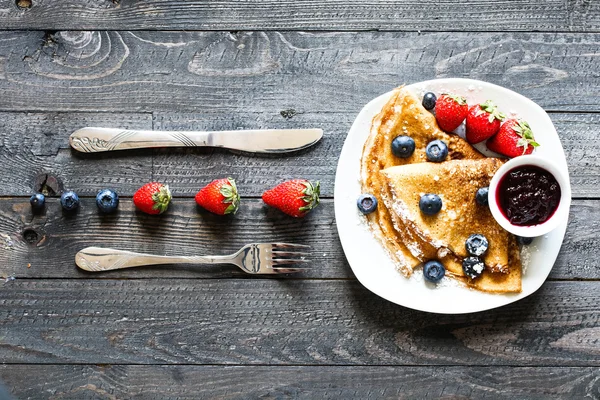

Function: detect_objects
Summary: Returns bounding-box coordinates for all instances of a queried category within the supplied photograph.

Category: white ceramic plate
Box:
[334,78,570,314]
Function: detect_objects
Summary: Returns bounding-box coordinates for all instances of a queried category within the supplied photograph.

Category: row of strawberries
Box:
[433,94,539,157]
[136,178,320,217]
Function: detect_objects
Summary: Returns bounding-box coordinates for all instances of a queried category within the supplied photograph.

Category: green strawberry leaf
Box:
[480,100,505,122]
[442,93,467,105]
[219,177,240,214]
[299,180,320,212]
[151,185,172,214]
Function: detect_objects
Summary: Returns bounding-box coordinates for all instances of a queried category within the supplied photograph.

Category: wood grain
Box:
[0,111,597,198]
[0,1,598,32]
[0,31,599,113]
[0,365,598,399]
[0,198,596,280]
[0,279,598,365]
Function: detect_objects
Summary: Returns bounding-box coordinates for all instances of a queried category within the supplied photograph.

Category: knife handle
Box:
[69,127,212,153]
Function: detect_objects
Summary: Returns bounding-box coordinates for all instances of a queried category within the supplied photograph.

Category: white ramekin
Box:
[488,155,571,238]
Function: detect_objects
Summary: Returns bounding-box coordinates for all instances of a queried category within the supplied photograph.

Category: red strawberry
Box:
[195,177,240,215]
[465,100,505,143]
[434,93,469,132]
[133,182,172,215]
[487,119,540,158]
[262,179,320,218]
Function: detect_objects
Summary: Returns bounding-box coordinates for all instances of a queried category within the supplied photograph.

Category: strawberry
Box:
[434,93,469,132]
[262,179,320,218]
[465,100,505,143]
[195,177,240,215]
[487,119,540,158]
[133,182,172,215]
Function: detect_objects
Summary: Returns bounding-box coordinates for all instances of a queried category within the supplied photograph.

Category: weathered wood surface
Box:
[0,31,598,113]
[0,279,598,365]
[0,4,598,399]
[0,198,597,280]
[1,365,598,400]
[1,0,599,32]
[0,111,597,198]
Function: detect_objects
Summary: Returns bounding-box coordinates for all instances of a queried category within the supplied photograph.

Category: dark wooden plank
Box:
[0,31,599,113]
[1,1,598,32]
[0,111,596,198]
[0,198,597,280]
[0,198,342,280]
[0,112,152,196]
[0,279,598,365]
[151,111,339,198]
[1,365,598,400]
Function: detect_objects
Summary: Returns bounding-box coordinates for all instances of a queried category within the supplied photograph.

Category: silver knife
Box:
[69,127,323,153]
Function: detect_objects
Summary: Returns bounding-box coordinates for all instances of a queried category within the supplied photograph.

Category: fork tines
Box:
[269,243,311,270]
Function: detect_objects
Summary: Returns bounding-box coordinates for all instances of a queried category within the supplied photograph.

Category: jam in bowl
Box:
[488,155,571,237]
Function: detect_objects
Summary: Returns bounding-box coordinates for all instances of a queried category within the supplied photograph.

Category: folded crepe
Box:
[360,86,484,275]
[381,159,521,293]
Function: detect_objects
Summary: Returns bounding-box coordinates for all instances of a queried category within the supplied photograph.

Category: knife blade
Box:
[69,127,323,154]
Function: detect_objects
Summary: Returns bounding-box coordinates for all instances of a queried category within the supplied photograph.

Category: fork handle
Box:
[75,247,232,272]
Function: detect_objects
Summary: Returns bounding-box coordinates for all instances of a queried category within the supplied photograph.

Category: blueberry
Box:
[462,256,485,279]
[465,233,489,256]
[30,193,45,212]
[425,140,448,162]
[391,135,415,158]
[419,194,442,215]
[422,92,437,111]
[516,236,533,246]
[96,189,119,213]
[476,187,489,206]
[423,260,445,283]
[357,194,378,214]
[60,190,80,211]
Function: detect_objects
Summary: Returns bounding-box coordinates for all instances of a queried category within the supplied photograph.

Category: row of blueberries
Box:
[30,189,118,213]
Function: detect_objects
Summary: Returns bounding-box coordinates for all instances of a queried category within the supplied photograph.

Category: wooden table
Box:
[0,2,598,399]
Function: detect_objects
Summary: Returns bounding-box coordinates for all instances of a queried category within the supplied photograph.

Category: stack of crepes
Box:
[360,86,521,293]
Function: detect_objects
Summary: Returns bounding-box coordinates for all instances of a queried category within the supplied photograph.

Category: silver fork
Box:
[75,243,310,274]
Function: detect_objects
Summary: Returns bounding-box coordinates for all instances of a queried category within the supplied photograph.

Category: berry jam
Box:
[497,165,561,226]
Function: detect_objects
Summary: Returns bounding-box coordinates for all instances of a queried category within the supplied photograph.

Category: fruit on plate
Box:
[434,93,468,132]
[30,193,45,212]
[465,233,489,256]
[475,187,489,206]
[391,135,415,158]
[60,190,80,211]
[462,256,485,279]
[96,189,119,213]
[423,260,445,283]
[195,177,240,215]
[465,100,505,143]
[487,119,540,157]
[422,92,437,111]
[133,182,172,215]
[262,179,320,218]
[425,139,448,162]
[357,193,378,214]
[419,193,442,215]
